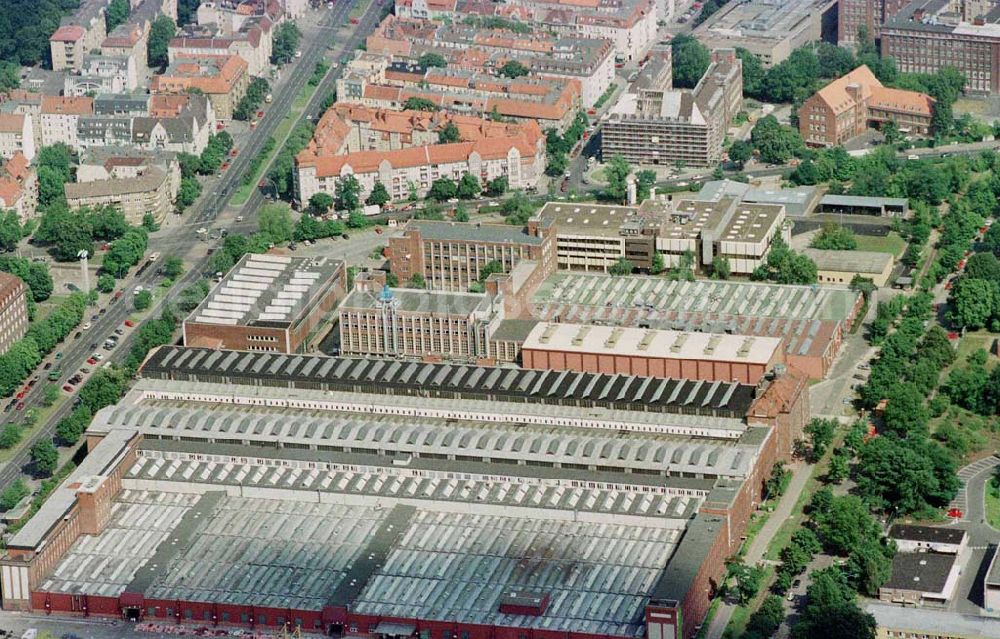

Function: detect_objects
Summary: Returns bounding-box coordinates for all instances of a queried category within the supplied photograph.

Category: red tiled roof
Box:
[0,114,24,134]
[51,25,85,42]
[41,96,94,116]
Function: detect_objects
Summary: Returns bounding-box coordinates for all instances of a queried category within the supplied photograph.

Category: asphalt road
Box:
[0,0,378,496]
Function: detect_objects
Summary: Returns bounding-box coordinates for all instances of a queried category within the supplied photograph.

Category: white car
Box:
[82,322,91,330]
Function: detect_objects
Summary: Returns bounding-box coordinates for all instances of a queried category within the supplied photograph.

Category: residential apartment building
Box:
[101,22,149,71]
[387,219,557,291]
[396,0,659,63]
[366,15,616,107]
[295,103,546,204]
[151,55,249,120]
[882,0,1000,94]
[0,273,29,356]
[40,96,94,149]
[0,154,38,223]
[338,54,582,130]
[183,254,347,353]
[837,0,909,44]
[196,0,283,36]
[694,0,838,66]
[49,25,88,72]
[63,56,138,96]
[602,48,742,167]
[65,166,174,225]
[0,91,43,151]
[77,147,182,203]
[799,65,934,147]
[169,11,275,78]
[0,115,36,163]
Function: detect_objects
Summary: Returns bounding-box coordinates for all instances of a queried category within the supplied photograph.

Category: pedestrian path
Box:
[949,454,1000,518]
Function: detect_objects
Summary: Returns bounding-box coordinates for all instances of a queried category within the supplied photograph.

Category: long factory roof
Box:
[140,347,756,418]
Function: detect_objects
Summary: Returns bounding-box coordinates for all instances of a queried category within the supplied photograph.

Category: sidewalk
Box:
[704,460,813,639]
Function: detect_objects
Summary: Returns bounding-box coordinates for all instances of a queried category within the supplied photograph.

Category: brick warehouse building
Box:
[183,253,347,353]
[0,272,29,356]
[2,347,808,639]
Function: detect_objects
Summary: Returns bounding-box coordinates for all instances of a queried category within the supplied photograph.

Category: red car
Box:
[15,390,25,399]
[350,17,359,23]
[221,161,230,170]
[63,385,74,392]
[230,149,239,157]
[86,357,98,365]
[15,402,24,411]
[125,319,135,327]
[256,110,264,118]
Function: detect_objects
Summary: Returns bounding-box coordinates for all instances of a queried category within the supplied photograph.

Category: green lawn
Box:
[854,231,907,257]
[230,82,318,206]
[987,476,1000,528]
[955,330,995,366]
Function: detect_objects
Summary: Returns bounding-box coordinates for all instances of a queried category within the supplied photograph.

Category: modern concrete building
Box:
[802,248,896,287]
[817,194,909,218]
[868,603,1000,639]
[0,273,29,356]
[695,179,822,218]
[530,272,863,379]
[693,0,838,67]
[151,55,249,120]
[601,49,742,167]
[183,254,347,353]
[387,219,557,292]
[521,322,785,384]
[65,166,174,226]
[879,524,968,606]
[63,56,139,96]
[339,284,496,360]
[0,341,810,639]
[535,196,788,275]
[799,65,934,147]
[889,524,968,555]
[882,0,1000,95]
[0,114,36,163]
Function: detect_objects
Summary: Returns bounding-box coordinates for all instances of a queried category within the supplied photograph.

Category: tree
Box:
[726,559,765,605]
[604,155,631,204]
[751,115,804,164]
[87,205,128,241]
[439,121,461,144]
[257,204,293,244]
[845,539,894,597]
[545,152,569,178]
[35,206,93,262]
[403,97,439,112]
[609,258,633,276]
[728,140,753,168]
[636,170,656,202]
[335,175,362,211]
[499,60,529,78]
[407,273,426,289]
[650,251,665,275]
[855,435,960,516]
[486,176,509,197]
[457,173,481,200]
[804,418,836,462]
[671,34,710,89]
[812,495,883,556]
[752,237,817,285]
[454,204,470,222]
[134,289,152,311]
[148,16,176,69]
[96,273,115,293]
[428,177,458,202]
[965,252,1000,281]
[309,192,335,214]
[501,191,535,225]
[811,223,857,250]
[364,182,389,207]
[142,213,160,232]
[0,210,23,252]
[983,224,1000,254]
[711,255,731,280]
[162,256,184,279]
[849,275,876,302]
[0,424,20,449]
[744,595,784,639]
[736,48,765,98]
[79,368,127,413]
[418,52,447,68]
[271,22,301,65]
[31,439,58,477]
[0,62,20,93]
[105,0,129,32]
[950,277,995,330]
[0,478,28,511]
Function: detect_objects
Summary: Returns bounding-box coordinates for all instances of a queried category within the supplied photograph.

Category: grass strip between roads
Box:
[230,80,320,206]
